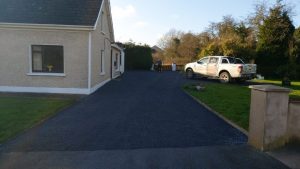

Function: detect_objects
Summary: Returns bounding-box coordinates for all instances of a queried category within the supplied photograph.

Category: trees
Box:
[177,33,200,62]
[157,29,183,63]
[256,1,295,66]
[293,27,300,64]
[154,1,299,79]
[159,16,257,64]
[199,17,256,61]
[255,1,295,78]
[248,1,268,39]
[199,40,222,57]
[157,30,201,64]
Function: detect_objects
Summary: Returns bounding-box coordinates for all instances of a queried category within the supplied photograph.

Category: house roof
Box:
[112,44,124,51]
[152,45,163,53]
[0,0,103,26]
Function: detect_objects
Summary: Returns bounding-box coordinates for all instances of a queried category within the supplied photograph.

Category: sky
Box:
[110,0,300,46]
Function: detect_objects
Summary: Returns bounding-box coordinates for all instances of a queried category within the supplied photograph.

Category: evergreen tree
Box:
[256,1,295,66]
[293,27,300,64]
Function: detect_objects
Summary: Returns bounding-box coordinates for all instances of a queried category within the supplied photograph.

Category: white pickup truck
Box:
[184,56,257,83]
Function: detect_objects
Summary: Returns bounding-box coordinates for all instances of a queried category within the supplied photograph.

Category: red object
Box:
[238,65,243,73]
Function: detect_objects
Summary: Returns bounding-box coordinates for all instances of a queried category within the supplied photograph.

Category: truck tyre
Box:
[219,71,231,83]
[186,69,194,79]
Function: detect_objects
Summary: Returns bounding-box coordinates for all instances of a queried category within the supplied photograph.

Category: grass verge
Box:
[183,83,251,130]
[252,79,300,100]
[183,79,300,131]
[0,96,75,143]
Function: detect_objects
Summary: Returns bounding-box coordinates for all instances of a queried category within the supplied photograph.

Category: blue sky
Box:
[110,0,300,46]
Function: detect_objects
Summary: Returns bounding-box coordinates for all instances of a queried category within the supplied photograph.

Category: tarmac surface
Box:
[0,71,289,169]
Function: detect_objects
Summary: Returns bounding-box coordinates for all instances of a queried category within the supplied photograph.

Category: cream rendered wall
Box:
[91,0,113,87]
[0,28,89,89]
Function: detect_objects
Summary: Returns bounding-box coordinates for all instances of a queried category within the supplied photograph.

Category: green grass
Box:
[183,79,300,131]
[252,79,300,100]
[0,96,75,143]
[183,83,251,130]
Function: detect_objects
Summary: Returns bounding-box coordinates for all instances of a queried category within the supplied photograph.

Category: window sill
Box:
[100,72,106,76]
[101,31,106,35]
[27,73,66,77]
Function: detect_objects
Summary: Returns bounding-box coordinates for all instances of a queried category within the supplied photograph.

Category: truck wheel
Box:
[219,72,231,83]
[186,69,194,79]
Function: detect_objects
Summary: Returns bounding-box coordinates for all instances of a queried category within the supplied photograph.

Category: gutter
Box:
[0,22,94,31]
[111,44,123,51]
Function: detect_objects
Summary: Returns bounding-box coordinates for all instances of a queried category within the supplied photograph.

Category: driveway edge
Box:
[183,91,249,136]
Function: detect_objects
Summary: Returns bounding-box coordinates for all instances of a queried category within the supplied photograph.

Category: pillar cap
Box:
[249,85,291,92]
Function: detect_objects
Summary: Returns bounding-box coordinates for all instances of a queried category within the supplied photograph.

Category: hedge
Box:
[124,44,153,70]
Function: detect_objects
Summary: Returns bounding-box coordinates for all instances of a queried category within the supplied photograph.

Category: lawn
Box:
[183,83,251,130]
[252,79,300,100]
[183,79,300,131]
[0,96,75,143]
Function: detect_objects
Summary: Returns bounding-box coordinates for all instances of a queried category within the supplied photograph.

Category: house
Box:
[0,0,124,95]
[151,45,163,54]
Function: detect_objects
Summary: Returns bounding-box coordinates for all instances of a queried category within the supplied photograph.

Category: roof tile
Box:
[0,0,103,26]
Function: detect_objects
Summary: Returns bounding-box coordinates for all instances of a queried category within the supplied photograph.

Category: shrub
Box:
[257,63,300,80]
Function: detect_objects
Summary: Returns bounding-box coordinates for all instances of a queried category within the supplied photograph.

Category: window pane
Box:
[100,50,105,73]
[32,45,64,73]
[32,52,42,71]
[209,57,218,63]
[227,57,236,64]
[199,58,208,64]
[222,59,228,64]
[43,46,63,73]
[236,58,244,64]
[101,12,104,31]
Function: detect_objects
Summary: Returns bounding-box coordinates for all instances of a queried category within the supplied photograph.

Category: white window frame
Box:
[100,50,105,75]
[27,44,66,77]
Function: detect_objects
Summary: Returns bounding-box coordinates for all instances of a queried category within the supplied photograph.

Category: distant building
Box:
[151,46,163,62]
[151,45,163,54]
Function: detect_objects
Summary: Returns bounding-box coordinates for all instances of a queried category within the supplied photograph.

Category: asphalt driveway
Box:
[0,71,289,169]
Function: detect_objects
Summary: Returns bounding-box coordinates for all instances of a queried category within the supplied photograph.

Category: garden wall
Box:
[288,101,300,141]
[248,85,300,151]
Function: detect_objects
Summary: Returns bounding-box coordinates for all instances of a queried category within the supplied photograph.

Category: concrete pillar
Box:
[248,85,291,151]
[288,101,300,142]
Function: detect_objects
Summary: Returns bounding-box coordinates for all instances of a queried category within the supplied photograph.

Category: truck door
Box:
[207,57,219,76]
[195,57,209,75]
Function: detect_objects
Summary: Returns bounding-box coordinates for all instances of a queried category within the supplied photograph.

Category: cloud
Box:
[134,21,149,28]
[112,5,136,20]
